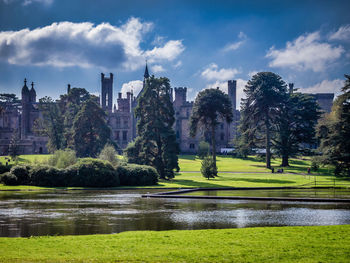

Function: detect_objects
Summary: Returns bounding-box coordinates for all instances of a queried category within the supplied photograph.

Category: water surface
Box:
[0,189,350,237]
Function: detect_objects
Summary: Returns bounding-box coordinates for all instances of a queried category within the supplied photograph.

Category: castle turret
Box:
[174,87,187,108]
[101,72,113,112]
[228,80,236,110]
[288,83,294,94]
[29,82,36,103]
[21,78,30,139]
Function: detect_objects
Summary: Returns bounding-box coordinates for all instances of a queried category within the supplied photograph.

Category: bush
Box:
[98,144,118,167]
[116,164,158,186]
[311,157,321,172]
[0,163,11,175]
[197,141,210,159]
[201,156,217,179]
[1,172,18,185]
[48,149,77,168]
[30,165,69,187]
[9,165,31,185]
[69,158,120,187]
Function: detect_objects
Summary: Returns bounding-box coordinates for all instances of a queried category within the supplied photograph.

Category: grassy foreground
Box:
[0,225,349,262]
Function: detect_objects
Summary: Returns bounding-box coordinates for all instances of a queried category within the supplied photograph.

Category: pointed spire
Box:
[31,82,34,89]
[22,78,29,94]
[144,60,150,79]
[24,78,27,86]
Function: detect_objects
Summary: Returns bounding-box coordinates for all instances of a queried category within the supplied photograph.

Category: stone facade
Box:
[0,68,335,155]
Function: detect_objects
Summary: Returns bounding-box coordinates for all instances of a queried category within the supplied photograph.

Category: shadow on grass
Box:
[228,178,295,184]
[180,155,197,161]
[158,179,229,188]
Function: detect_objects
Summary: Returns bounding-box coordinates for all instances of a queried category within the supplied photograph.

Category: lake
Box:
[1,189,350,237]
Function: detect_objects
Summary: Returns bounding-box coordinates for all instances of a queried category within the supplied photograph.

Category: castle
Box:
[0,66,335,155]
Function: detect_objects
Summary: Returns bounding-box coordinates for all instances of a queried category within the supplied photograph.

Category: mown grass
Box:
[1,154,347,190]
[0,225,349,262]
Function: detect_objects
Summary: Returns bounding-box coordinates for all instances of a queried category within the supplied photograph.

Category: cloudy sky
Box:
[1,0,349,109]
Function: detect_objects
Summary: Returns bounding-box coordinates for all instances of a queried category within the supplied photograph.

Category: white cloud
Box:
[145,40,185,63]
[206,78,247,109]
[173,60,182,68]
[151,64,165,73]
[266,31,344,72]
[3,0,53,5]
[247,70,261,78]
[121,80,143,97]
[0,18,184,71]
[201,63,240,81]
[329,25,350,41]
[302,79,344,97]
[223,31,247,52]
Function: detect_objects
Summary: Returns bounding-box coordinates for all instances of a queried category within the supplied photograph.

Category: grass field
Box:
[0,225,349,262]
[1,154,348,190]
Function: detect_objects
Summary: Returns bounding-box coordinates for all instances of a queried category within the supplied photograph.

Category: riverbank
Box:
[0,225,349,262]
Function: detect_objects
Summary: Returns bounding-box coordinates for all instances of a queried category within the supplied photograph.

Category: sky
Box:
[0,0,349,109]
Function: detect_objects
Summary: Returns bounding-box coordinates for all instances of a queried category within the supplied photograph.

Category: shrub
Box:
[197,141,210,159]
[48,149,77,169]
[9,165,31,185]
[0,163,11,175]
[30,165,68,187]
[201,156,217,179]
[116,164,158,186]
[311,157,321,172]
[1,172,18,185]
[98,144,118,167]
[69,158,120,187]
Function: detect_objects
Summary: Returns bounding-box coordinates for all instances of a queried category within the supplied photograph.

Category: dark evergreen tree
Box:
[34,96,65,152]
[317,74,350,177]
[125,76,179,179]
[72,98,111,157]
[273,92,321,166]
[239,72,287,168]
[189,88,233,171]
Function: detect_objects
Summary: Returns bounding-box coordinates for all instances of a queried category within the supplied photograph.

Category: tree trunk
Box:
[281,154,289,167]
[211,125,217,175]
[265,118,271,169]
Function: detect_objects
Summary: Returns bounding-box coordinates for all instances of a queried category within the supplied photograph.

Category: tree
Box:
[125,76,179,179]
[239,72,287,169]
[189,88,233,171]
[8,128,20,160]
[99,143,118,167]
[72,98,111,157]
[201,156,217,180]
[34,96,65,152]
[273,92,321,166]
[197,141,210,159]
[317,74,350,177]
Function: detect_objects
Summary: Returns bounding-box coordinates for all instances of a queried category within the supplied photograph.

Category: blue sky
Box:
[1,0,349,109]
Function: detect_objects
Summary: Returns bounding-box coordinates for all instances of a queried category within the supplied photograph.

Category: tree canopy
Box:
[124,76,179,179]
[189,88,233,170]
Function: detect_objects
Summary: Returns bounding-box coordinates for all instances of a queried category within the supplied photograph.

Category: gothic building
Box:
[0,66,335,155]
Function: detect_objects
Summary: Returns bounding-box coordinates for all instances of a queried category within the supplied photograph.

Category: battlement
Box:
[174,87,187,92]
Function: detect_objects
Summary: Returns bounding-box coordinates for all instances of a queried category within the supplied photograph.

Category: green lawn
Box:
[0,225,349,262]
[1,154,348,190]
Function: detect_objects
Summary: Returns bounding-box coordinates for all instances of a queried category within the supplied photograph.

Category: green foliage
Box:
[197,141,210,159]
[72,98,111,157]
[99,144,118,167]
[116,163,158,186]
[0,163,11,175]
[30,165,69,187]
[317,74,350,177]
[273,92,320,166]
[239,72,287,168]
[190,88,233,169]
[8,128,20,160]
[311,157,321,172]
[200,156,217,179]
[34,96,65,152]
[47,149,77,168]
[126,76,179,179]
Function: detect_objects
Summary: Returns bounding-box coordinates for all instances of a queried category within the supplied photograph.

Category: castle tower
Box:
[228,80,236,110]
[174,87,187,108]
[101,73,113,112]
[21,78,30,139]
[29,82,36,103]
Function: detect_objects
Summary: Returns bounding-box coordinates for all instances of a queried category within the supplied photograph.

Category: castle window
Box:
[115,131,120,140]
[186,110,189,117]
[220,133,225,141]
[189,143,195,149]
[176,130,180,138]
[123,118,128,128]
[123,131,127,141]
[221,123,224,130]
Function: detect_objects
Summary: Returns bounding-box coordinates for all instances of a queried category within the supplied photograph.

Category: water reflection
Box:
[0,190,349,237]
